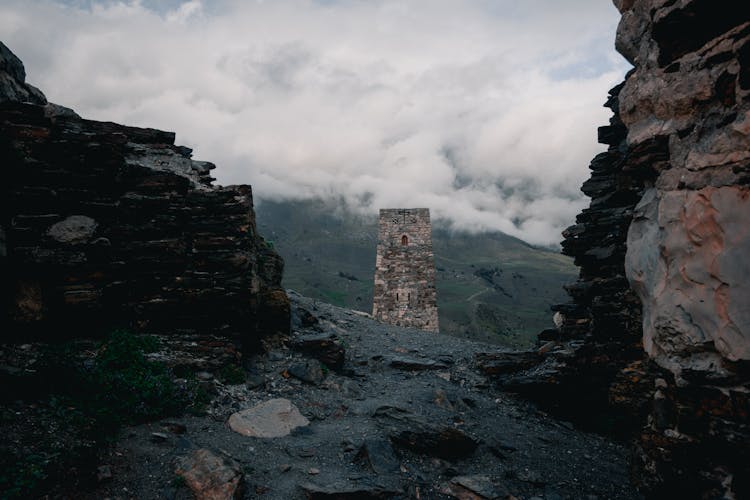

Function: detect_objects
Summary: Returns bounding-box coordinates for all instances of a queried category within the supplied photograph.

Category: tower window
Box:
[401,235,408,246]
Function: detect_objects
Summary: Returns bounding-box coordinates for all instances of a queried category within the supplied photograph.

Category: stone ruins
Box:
[372,208,439,332]
[0,41,289,349]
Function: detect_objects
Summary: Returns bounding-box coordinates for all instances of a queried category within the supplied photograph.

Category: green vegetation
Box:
[0,454,47,500]
[218,363,246,385]
[0,330,209,499]
[36,330,181,434]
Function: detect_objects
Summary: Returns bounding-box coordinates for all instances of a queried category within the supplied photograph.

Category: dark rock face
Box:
[506,2,750,498]
[0,42,46,106]
[615,2,750,497]
[0,43,288,349]
[482,80,662,438]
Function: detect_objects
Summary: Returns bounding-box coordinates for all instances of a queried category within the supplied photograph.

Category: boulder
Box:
[288,359,325,385]
[290,333,345,369]
[174,448,243,500]
[354,438,401,475]
[228,398,309,438]
[373,406,478,460]
[388,355,449,371]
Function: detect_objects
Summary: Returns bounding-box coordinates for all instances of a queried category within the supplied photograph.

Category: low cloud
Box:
[1,0,630,246]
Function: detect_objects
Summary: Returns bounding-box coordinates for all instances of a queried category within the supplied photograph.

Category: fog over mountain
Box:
[1,0,630,246]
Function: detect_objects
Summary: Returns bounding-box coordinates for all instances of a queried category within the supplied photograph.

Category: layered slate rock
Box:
[615,1,750,497]
[484,81,661,436]
[0,43,288,347]
[488,3,750,497]
[518,2,750,497]
[373,406,479,460]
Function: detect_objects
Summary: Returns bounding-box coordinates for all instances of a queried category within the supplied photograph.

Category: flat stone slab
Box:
[388,355,449,371]
[442,475,511,499]
[300,481,402,499]
[228,398,309,438]
[373,405,478,460]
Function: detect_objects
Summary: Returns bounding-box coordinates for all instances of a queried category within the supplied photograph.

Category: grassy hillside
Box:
[255,199,577,347]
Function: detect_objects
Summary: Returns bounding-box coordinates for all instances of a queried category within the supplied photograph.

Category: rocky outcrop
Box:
[616,1,750,497]
[480,80,661,437]
[486,2,750,497]
[0,42,288,349]
[0,42,46,106]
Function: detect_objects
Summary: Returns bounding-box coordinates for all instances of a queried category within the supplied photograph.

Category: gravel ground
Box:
[86,292,641,500]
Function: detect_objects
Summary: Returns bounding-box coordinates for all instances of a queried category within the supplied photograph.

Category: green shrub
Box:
[218,363,246,385]
[1,330,214,499]
[0,453,48,499]
[35,330,181,439]
[89,330,179,427]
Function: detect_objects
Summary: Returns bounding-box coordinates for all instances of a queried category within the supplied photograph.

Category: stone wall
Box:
[372,208,439,332]
[615,1,750,496]
[0,42,289,349]
[487,3,750,497]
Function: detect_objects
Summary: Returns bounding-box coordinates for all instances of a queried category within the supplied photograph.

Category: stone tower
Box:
[372,208,439,332]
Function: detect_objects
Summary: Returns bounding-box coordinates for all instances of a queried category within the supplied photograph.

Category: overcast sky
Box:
[1,0,629,246]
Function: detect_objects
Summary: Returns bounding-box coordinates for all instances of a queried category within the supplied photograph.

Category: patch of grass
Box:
[218,363,246,385]
[0,453,48,499]
[87,330,180,430]
[171,474,187,488]
[2,331,229,498]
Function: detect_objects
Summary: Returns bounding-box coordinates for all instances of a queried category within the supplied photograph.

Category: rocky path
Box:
[88,292,640,500]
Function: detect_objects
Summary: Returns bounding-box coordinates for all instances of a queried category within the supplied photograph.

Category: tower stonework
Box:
[372,208,439,332]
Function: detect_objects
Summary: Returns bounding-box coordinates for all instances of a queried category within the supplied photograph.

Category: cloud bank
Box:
[0,0,630,246]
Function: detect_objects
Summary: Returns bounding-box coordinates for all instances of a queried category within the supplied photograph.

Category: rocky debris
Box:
[441,475,511,500]
[288,359,325,385]
[143,334,241,377]
[228,398,310,438]
[72,295,640,500]
[290,333,345,369]
[291,306,320,331]
[299,481,402,499]
[96,465,113,483]
[354,438,401,475]
[150,432,170,443]
[0,42,288,347]
[174,448,243,500]
[475,352,540,376]
[388,354,449,371]
[373,406,479,460]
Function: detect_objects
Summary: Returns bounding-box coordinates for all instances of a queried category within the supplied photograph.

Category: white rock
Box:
[228,398,309,438]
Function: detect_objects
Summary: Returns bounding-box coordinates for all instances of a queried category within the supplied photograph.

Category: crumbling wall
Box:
[489,3,750,497]
[0,41,288,348]
[615,1,750,496]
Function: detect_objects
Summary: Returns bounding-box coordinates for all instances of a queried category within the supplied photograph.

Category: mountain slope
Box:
[256,199,576,347]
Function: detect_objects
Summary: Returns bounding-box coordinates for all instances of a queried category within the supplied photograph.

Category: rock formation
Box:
[482,2,750,497]
[0,41,288,349]
[616,1,750,496]
[543,2,750,497]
